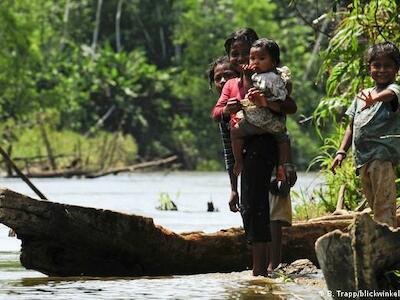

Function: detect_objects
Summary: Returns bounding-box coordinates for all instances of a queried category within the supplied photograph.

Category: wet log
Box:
[0,188,350,277]
[316,213,400,294]
[282,218,351,264]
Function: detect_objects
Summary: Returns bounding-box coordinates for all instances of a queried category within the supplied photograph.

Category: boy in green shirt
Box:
[331,41,400,227]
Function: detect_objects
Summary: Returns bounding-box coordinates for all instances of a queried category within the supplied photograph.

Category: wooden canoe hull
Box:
[0,188,351,276]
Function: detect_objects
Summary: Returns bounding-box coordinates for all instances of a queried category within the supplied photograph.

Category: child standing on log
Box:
[331,42,400,228]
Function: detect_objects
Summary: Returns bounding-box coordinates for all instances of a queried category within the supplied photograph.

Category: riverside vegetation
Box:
[0,0,399,217]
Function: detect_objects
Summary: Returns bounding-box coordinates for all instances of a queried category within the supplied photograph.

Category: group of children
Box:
[211,28,296,276]
[209,27,400,276]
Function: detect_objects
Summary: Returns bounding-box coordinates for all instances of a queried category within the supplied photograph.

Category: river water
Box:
[0,172,328,299]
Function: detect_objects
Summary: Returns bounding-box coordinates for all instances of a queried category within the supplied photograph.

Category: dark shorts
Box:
[240,134,278,243]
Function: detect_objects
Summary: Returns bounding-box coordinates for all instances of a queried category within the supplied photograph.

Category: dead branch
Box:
[85,155,178,178]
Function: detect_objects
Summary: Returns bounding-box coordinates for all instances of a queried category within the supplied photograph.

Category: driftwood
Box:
[315,213,400,294]
[0,188,353,277]
[6,156,178,179]
[307,211,368,222]
[16,168,96,179]
[85,155,178,178]
[0,146,47,200]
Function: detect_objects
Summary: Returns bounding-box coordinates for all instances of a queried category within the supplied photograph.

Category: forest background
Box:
[0,0,398,212]
[0,0,331,172]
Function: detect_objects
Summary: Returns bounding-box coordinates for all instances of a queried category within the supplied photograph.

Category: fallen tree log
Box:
[85,155,178,178]
[7,156,178,179]
[0,188,351,277]
[14,168,95,178]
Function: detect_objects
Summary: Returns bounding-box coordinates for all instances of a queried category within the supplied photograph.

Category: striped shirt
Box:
[218,121,234,173]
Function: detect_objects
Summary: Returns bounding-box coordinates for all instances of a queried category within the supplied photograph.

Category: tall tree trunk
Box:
[302,18,329,81]
[59,0,71,51]
[133,12,155,55]
[91,0,103,55]
[115,0,124,52]
[156,3,167,61]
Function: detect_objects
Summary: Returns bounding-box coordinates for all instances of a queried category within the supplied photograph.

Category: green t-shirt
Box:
[346,83,400,169]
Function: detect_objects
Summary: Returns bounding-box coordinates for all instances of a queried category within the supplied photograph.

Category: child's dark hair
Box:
[224,28,259,55]
[208,56,228,90]
[366,41,400,70]
[207,56,235,90]
[252,38,281,66]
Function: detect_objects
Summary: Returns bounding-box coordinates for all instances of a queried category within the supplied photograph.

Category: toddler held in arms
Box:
[230,38,292,188]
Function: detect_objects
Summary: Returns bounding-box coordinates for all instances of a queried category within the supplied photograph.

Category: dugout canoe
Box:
[316,213,400,293]
[0,188,352,277]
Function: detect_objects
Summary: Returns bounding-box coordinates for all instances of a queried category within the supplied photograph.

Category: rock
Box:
[315,213,400,293]
[278,259,318,276]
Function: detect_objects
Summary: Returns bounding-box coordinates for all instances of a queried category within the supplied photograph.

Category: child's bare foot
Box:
[252,269,268,277]
[233,161,243,176]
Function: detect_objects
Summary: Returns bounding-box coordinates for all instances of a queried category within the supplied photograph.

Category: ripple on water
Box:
[0,265,328,300]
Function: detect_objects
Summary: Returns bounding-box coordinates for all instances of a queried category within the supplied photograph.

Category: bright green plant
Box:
[292,189,328,221]
[309,123,363,210]
[156,192,179,211]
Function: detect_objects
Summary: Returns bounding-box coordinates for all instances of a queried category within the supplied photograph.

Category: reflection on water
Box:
[1,256,323,299]
[0,172,326,299]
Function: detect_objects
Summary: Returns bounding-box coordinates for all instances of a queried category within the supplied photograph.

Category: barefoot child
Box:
[331,41,400,228]
[230,38,291,191]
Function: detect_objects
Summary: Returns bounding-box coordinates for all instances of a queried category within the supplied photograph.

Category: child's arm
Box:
[246,87,297,114]
[228,171,239,212]
[330,121,353,174]
[358,89,398,111]
[211,81,241,121]
[281,96,297,114]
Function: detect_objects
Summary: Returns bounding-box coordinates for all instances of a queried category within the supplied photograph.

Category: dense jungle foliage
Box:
[0,0,398,194]
[0,0,332,171]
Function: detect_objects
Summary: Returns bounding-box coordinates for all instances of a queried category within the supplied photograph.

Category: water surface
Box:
[0,172,327,299]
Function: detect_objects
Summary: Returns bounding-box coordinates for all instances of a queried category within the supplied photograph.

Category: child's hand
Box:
[284,164,297,187]
[239,64,256,76]
[247,87,268,107]
[357,90,376,111]
[330,151,346,174]
[223,98,242,114]
[228,191,240,212]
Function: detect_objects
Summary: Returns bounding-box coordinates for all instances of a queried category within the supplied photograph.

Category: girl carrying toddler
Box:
[230,38,292,194]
